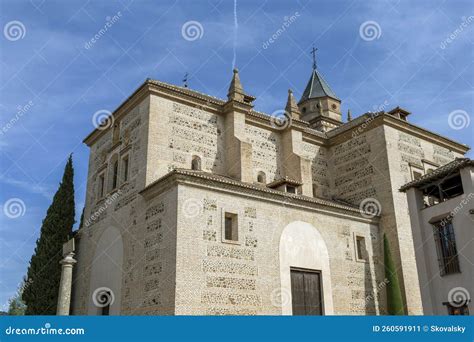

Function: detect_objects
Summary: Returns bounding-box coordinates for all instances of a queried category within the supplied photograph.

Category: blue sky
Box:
[0,0,472,310]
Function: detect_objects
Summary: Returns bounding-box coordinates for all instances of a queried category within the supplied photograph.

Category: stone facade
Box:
[70,69,469,315]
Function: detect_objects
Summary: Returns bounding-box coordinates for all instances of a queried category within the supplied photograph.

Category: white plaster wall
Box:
[88,225,123,315]
[417,193,474,314]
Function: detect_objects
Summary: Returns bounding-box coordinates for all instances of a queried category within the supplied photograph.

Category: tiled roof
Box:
[147,79,226,105]
[400,158,473,191]
[299,68,340,103]
[266,176,303,188]
[140,168,372,216]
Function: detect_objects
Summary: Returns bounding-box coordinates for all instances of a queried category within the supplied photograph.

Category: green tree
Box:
[384,234,405,315]
[8,282,26,315]
[22,155,75,315]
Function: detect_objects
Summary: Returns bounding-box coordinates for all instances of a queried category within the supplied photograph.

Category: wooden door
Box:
[290,268,323,315]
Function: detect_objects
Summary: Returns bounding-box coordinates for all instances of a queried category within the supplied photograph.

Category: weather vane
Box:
[311,46,318,70]
[183,72,189,88]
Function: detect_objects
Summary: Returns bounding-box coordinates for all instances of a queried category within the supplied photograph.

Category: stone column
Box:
[57,239,76,315]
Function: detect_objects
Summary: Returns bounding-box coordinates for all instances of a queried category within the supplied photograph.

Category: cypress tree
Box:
[383,234,405,315]
[22,155,75,315]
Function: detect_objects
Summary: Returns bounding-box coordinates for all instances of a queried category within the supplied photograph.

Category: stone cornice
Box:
[327,113,470,154]
[83,79,470,156]
[148,83,223,115]
[381,114,469,154]
[83,81,151,146]
[223,99,253,115]
[83,79,226,146]
[139,169,380,223]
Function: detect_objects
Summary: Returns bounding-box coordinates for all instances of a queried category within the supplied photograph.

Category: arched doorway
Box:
[279,221,333,315]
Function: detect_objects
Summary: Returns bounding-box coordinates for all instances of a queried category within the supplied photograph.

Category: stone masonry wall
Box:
[329,122,463,314]
[72,97,151,314]
[300,141,330,198]
[382,125,462,314]
[174,184,383,315]
[146,95,225,185]
[244,124,283,183]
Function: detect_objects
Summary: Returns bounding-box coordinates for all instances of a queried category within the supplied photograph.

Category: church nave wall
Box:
[173,184,382,315]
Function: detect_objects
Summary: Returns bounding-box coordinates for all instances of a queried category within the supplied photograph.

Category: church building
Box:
[60,60,469,315]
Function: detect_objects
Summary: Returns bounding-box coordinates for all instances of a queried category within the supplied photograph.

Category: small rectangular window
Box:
[356,236,366,261]
[112,160,119,189]
[98,174,105,198]
[122,156,129,182]
[286,185,296,194]
[433,220,460,275]
[224,213,238,242]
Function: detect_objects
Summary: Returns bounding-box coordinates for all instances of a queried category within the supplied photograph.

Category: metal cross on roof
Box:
[311,46,318,70]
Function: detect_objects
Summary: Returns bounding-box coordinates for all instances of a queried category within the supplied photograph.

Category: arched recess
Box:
[88,226,123,315]
[279,221,333,315]
[191,155,201,171]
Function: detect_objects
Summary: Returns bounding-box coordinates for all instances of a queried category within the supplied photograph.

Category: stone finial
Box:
[227,68,245,101]
[285,89,301,120]
[347,109,352,121]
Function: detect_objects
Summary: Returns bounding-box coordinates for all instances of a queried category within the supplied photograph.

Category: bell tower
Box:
[298,48,342,132]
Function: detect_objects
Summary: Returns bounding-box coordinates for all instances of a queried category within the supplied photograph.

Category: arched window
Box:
[191,156,201,171]
[257,171,266,184]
